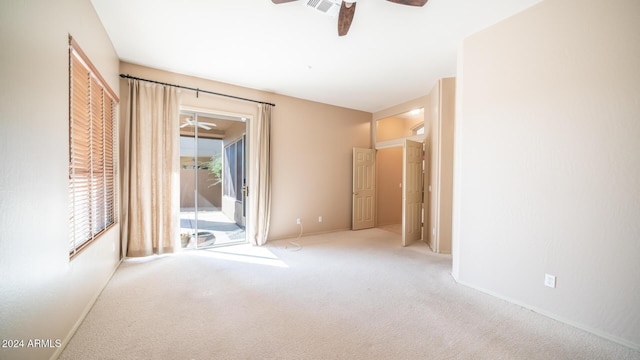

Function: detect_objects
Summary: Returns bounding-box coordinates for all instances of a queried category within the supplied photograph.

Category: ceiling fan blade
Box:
[386,0,428,6]
[338,1,356,37]
[272,0,297,3]
[180,123,189,128]
[198,124,212,131]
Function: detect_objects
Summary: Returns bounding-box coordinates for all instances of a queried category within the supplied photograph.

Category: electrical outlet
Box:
[544,274,556,288]
[296,218,301,225]
[318,216,323,223]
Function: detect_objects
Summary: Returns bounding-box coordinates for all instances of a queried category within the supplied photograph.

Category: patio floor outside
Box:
[180,208,246,249]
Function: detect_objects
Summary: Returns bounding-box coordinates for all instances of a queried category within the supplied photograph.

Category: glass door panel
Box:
[179,111,247,249]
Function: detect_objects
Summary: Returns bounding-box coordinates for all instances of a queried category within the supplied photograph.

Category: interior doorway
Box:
[370,108,426,245]
[179,110,248,249]
[371,140,424,246]
[375,147,403,234]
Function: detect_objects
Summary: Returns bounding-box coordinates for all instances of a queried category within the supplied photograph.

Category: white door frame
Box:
[180,106,251,247]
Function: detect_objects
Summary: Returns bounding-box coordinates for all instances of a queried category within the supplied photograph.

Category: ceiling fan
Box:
[272,0,428,36]
[180,118,217,131]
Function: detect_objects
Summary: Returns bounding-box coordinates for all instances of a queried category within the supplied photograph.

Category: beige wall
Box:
[376,116,422,142]
[376,148,403,226]
[180,169,221,209]
[269,94,371,237]
[119,62,371,240]
[373,96,428,144]
[438,78,455,254]
[453,0,640,349]
[0,1,121,359]
[376,117,405,142]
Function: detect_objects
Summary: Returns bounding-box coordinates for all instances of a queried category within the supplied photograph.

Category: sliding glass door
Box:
[223,136,246,228]
[179,110,247,249]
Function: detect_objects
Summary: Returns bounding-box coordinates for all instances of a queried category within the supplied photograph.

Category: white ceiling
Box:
[91,0,542,113]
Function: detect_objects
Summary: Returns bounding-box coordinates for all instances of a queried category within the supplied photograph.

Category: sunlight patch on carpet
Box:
[187,244,288,268]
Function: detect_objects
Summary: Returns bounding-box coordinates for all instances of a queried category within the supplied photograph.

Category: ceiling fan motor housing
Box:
[306,0,342,17]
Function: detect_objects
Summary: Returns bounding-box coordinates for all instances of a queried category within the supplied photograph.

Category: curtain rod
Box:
[119,74,276,107]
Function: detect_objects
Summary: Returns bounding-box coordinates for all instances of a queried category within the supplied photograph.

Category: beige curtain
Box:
[249,104,272,246]
[121,80,180,257]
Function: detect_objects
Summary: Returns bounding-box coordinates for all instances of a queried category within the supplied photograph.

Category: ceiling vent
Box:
[306,0,341,17]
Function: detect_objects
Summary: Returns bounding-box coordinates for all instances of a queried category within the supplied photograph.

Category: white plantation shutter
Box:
[69,37,119,257]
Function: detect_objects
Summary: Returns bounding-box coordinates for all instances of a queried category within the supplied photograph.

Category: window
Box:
[223,137,245,201]
[68,36,119,257]
[235,137,244,202]
[224,142,237,198]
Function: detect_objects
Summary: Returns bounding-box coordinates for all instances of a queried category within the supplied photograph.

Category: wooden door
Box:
[352,148,376,230]
[403,140,423,246]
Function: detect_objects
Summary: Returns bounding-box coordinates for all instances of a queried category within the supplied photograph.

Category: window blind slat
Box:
[69,38,118,257]
[91,79,105,233]
[104,97,115,225]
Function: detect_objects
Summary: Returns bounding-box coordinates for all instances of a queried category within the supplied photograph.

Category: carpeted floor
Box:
[59,228,640,360]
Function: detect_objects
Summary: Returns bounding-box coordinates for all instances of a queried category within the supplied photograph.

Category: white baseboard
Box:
[453,278,640,352]
[51,259,123,360]
[268,227,352,242]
